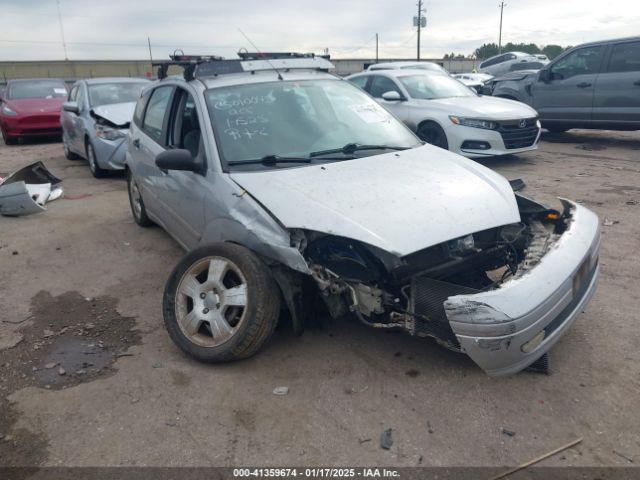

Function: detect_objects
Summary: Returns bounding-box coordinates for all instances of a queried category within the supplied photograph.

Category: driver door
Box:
[532,45,605,121]
[367,75,408,120]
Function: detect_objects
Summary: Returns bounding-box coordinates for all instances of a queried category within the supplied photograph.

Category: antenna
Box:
[237,28,283,80]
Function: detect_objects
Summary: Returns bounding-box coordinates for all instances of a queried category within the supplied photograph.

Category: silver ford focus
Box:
[125,53,599,375]
[61,77,150,177]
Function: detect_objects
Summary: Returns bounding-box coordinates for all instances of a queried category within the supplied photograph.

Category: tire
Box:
[545,126,570,134]
[63,140,80,160]
[163,243,281,363]
[417,121,449,150]
[1,129,17,146]
[127,169,153,227]
[86,140,108,178]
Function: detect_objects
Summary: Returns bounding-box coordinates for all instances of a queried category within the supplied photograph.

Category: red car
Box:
[0,78,68,145]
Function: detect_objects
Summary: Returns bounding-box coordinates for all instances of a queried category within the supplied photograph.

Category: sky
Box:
[0,0,638,61]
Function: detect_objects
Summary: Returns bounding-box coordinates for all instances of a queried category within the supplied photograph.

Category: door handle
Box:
[132,138,140,148]
[576,82,592,88]
[634,80,640,86]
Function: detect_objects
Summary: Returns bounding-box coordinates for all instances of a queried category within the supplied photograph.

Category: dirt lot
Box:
[0,131,639,468]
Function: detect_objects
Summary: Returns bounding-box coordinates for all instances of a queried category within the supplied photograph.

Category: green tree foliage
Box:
[474,42,568,60]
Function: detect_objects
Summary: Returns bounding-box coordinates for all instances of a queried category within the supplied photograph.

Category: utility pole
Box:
[147,37,153,62]
[498,1,506,54]
[55,0,68,60]
[416,0,425,60]
[375,33,379,63]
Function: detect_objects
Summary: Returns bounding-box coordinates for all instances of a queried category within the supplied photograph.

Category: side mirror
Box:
[62,101,79,114]
[381,90,403,101]
[538,69,551,83]
[155,149,203,174]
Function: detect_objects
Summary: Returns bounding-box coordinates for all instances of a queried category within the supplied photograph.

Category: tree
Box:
[541,44,564,59]
[474,43,499,60]
[502,42,541,54]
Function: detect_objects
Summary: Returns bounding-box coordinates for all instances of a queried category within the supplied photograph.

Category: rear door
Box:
[593,40,640,125]
[531,45,605,122]
[131,85,174,222]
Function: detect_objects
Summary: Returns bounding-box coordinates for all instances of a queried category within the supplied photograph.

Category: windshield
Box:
[205,79,420,169]
[88,82,148,107]
[398,74,476,100]
[7,80,67,100]
[400,63,446,73]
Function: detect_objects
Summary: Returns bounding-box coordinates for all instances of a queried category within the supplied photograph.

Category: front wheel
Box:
[417,121,449,150]
[163,243,281,363]
[86,141,108,178]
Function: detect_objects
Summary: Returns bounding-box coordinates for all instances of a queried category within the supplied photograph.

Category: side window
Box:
[368,76,401,98]
[608,42,640,73]
[142,86,173,144]
[68,86,78,102]
[167,89,203,159]
[75,86,85,111]
[551,46,604,80]
[132,89,151,127]
[348,76,369,90]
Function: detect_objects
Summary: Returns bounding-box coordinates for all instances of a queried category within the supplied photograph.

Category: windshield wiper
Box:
[309,143,410,158]
[229,155,313,166]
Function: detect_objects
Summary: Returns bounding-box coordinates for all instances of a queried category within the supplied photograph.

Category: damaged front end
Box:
[0,161,63,216]
[292,195,600,376]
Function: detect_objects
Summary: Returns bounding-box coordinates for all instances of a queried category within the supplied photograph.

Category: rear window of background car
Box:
[607,41,640,73]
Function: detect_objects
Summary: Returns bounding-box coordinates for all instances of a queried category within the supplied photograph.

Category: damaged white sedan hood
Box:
[230,145,520,256]
[91,102,136,127]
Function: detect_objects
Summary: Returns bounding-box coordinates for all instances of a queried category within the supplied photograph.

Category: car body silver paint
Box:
[444,200,600,375]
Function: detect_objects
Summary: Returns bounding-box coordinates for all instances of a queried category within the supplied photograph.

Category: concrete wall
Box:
[0,58,480,85]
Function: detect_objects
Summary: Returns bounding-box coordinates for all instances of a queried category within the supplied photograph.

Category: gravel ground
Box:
[0,131,638,468]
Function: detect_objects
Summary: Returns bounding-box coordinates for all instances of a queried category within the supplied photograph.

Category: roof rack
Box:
[152,50,333,81]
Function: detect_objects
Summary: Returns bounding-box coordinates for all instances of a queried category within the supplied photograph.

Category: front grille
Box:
[497,118,539,149]
[410,276,479,349]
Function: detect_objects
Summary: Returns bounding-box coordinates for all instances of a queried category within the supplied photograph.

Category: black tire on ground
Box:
[417,121,449,150]
[163,243,281,363]
[545,126,570,134]
[127,169,153,227]
[1,130,17,145]
[63,141,80,160]
[86,140,108,178]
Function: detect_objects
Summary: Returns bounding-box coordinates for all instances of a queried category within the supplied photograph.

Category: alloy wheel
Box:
[175,256,249,348]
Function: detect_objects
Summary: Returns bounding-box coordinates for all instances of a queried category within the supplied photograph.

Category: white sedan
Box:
[346,69,541,158]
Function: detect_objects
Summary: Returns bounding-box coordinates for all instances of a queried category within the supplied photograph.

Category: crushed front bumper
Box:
[93,135,128,170]
[444,200,600,376]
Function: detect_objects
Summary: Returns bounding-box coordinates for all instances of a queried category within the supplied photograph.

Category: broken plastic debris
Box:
[602,218,619,226]
[0,161,63,216]
[273,386,289,395]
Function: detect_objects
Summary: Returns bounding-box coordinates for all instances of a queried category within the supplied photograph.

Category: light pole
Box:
[55,0,69,60]
[498,1,506,54]
[416,0,425,60]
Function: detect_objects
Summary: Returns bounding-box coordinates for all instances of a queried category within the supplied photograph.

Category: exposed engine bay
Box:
[292,194,569,351]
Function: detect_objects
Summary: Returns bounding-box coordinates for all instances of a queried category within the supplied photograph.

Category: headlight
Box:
[1,105,17,116]
[536,119,541,128]
[449,116,497,130]
[95,124,126,141]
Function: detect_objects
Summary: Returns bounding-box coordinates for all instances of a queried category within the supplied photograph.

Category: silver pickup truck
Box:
[487,36,640,133]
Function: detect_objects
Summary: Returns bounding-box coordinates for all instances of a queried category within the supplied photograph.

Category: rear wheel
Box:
[127,170,153,227]
[163,243,280,363]
[86,141,108,178]
[417,121,449,150]
[63,141,80,160]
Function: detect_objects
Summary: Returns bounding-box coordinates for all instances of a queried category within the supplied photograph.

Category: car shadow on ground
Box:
[1,135,63,147]
[541,130,640,150]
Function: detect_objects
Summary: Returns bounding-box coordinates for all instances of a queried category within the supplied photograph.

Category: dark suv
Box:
[489,36,640,133]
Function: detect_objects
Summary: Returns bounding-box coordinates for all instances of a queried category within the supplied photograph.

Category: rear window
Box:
[608,42,640,73]
[7,80,67,100]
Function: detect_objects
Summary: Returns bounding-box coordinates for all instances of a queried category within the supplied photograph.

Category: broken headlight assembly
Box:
[95,124,126,141]
[449,116,497,130]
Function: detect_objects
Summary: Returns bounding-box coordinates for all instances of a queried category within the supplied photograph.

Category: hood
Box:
[4,97,65,115]
[424,95,538,120]
[492,70,538,82]
[230,145,520,257]
[91,102,136,127]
